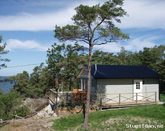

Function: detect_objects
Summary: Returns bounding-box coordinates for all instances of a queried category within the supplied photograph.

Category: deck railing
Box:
[49,90,86,106]
[49,89,158,109]
[96,92,158,108]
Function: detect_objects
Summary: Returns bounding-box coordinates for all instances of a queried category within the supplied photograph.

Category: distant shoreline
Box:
[0,76,15,93]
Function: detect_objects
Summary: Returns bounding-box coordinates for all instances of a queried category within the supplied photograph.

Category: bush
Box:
[0,91,27,120]
[15,106,30,117]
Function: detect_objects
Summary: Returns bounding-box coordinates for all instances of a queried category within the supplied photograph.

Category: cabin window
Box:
[136,82,140,89]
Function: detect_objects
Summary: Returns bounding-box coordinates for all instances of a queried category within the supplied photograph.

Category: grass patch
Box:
[160,94,165,102]
[52,113,84,131]
[77,116,164,131]
[52,105,165,130]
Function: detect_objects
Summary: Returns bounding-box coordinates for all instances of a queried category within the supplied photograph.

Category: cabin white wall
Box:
[97,79,133,93]
[92,78,159,103]
[143,79,159,101]
[96,79,133,103]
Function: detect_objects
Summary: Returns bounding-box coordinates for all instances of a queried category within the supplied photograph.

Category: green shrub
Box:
[15,106,30,117]
[0,91,25,120]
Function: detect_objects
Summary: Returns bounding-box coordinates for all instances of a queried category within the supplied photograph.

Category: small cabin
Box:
[78,65,159,107]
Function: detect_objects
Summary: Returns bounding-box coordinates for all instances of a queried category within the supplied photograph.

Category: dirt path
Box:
[0,116,57,131]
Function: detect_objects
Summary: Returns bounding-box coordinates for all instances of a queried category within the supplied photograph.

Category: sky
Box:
[0,0,165,76]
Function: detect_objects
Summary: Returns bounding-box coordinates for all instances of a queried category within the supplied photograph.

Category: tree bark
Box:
[83,45,93,129]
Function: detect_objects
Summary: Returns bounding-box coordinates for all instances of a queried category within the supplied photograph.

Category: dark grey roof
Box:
[91,65,159,79]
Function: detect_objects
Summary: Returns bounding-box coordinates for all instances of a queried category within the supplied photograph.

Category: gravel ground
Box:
[0,116,57,131]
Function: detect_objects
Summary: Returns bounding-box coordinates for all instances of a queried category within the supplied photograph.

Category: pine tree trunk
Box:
[83,45,92,129]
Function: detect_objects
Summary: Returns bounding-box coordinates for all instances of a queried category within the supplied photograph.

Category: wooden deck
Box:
[48,89,159,110]
[100,101,157,109]
[98,92,159,109]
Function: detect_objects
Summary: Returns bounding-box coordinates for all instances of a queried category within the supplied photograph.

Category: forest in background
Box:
[0,42,165,120]
[11,44,165,98]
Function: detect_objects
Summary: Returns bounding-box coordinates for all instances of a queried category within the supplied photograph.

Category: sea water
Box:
[0,76,15,93]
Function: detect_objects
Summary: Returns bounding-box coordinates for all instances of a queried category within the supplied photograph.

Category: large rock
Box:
[23,98,48,112]
[35,104,57,119]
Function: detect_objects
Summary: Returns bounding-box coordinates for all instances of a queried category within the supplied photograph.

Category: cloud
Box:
[94,42,122,53]
[0,0,100,31]
[0,9,73,31]
[124,38,155,51]
[94,36,157,53]
[3,0,163,31]
[6,39,49,51]
[118,0,165,29]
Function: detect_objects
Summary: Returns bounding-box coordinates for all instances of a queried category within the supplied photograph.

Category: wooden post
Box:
[136,93,138,104]
[70,93,72,107]
[66,93,68,105]
[55,77,59,116]
[119,94,121,105]
[50,92,52,102]
[155,92,157,103]
[81,79,83,90]
[99,97,102,110]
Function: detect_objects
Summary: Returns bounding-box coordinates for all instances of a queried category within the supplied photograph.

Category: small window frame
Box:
[136,82,140,89]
